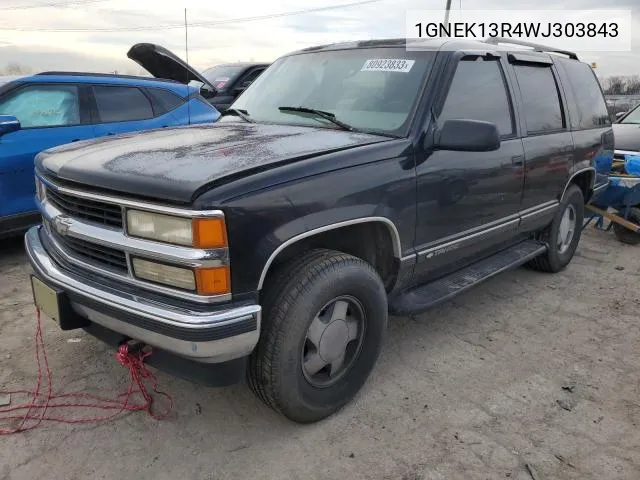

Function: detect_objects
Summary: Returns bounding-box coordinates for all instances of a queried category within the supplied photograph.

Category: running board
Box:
[390,240,547,315]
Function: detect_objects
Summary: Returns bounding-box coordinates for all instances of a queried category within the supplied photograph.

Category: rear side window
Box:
[145,88,184,116]
[92,86,153,123]
[513,65,564,134]
[439,58,514,136]
[558,61,610,129]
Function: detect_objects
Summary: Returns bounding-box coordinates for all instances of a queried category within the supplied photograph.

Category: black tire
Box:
[527,184,584,273]
[247,249,387,423]
[613,207,640,245]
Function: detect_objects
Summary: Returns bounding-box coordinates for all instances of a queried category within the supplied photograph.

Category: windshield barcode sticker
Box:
[361,59,415,73]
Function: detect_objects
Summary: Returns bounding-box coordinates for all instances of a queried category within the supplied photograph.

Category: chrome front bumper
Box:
[25,226,261,363]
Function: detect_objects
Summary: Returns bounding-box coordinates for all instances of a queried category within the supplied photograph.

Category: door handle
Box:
[71,139,80,142]
[106,132,115,136]
[511,155,524,166]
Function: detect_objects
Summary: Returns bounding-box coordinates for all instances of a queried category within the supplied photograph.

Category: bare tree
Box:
[1,62,33,75]
[625,75,640,95]
[603,76,627,95]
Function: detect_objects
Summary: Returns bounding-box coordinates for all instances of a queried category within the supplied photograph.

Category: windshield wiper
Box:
[221,108,253,123]
[278,106,357,132]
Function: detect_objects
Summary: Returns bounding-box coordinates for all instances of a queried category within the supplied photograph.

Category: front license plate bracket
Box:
[30,275,90,331]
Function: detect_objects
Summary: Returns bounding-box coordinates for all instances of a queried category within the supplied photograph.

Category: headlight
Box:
[126,210,227,248]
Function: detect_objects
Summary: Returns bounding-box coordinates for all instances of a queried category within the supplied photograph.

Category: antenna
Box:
[443,0,452,33]
[185,7,191,125]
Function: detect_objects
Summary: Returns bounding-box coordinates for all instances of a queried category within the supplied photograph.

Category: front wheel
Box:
[247,249,388,423]
[527,184,584,273]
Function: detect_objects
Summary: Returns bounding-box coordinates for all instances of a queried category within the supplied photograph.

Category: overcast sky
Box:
[0,0,637,78]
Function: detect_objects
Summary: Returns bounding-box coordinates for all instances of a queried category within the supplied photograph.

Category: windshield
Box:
[201,65,245,90]
[620,105,640,124]
[232,48,434,136]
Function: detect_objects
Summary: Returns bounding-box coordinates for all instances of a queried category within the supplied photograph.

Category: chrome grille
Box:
[49,227,128,273]
[46,187,123,228]
[37,174,230,303]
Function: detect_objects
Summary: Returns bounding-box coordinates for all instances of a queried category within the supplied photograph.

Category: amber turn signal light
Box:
[192,217,227,249]
[195,266,230,295]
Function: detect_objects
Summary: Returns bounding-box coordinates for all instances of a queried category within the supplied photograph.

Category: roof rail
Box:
[37,71,125,76]
[483,37,579,60]
[35,71,180,83]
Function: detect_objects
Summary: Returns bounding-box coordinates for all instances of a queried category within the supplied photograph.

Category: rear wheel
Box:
[247,249,387,423]
[613,207,640,245]
[527,184,584,273]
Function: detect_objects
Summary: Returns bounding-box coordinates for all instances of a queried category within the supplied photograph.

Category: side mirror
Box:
[434,119,500,152]
[615,111,627,120]
[0,115,20,136]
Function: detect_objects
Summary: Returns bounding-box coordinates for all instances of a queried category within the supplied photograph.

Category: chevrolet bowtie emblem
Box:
[52,215,73,236]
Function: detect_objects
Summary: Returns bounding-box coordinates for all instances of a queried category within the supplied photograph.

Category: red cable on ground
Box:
[0,309,173,435]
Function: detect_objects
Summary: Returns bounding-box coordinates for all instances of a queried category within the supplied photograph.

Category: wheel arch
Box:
[561,167,595,202]
[257,217,403,292]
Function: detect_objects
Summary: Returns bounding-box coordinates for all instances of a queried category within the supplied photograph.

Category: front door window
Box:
[0,84,80,128]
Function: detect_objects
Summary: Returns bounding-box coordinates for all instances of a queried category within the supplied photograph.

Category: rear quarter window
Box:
[557,60,610,130]
[145,88,184,116]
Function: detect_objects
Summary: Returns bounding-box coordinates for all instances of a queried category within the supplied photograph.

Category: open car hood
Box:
[127,43,218,94]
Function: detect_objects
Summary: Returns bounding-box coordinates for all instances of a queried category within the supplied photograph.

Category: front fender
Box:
[219,158,416,294]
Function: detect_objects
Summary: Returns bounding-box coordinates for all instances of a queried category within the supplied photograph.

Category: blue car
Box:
[0,47,221,237]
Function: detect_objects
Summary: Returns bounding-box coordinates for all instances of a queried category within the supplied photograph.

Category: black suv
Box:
[200,62,270,112]
[25,37,613,423]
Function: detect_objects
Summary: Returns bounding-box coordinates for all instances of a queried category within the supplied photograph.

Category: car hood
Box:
[127,43,217,93]
[36,121,390,203]
[613,123,640,153]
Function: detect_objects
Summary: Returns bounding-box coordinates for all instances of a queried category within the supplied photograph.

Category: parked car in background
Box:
[127,43,269,112]
[606,101,631,121]
[613,103,640,160]
[0,70,220,238]
[200,63,270,111]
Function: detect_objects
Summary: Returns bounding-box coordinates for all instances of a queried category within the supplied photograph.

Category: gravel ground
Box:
[1,227,639,480]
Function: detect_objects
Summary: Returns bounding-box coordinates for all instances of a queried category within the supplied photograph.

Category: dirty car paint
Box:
[36,120,390,203]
